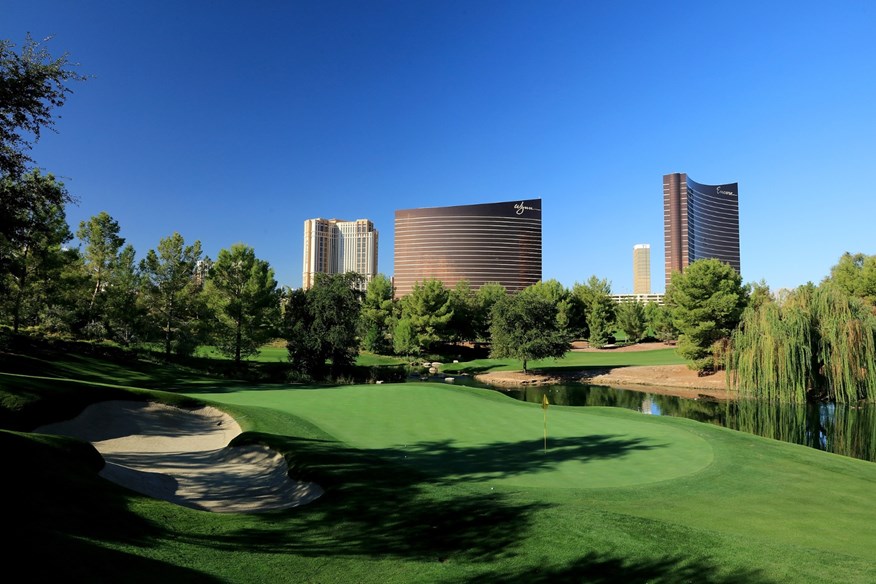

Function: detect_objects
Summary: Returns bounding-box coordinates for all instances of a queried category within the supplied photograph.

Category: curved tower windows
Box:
[394,199,542,297]
[664,173,739,290]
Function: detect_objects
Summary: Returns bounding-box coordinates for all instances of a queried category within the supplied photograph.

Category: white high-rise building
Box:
[302,218,378,290]
[633,243,651,295]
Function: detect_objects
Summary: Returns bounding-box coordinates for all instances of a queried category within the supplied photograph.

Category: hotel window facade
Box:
[633,243,651,295]
[664,173,740,290]
[302,218,378,290]
[394,199,542,298]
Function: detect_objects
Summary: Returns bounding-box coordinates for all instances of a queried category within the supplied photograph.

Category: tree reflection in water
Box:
[456,379,876,462]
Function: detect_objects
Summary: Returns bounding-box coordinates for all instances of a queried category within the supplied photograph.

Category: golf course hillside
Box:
[2,345,875,583]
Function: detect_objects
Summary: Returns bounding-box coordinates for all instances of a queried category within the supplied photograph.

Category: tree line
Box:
[4,35,874,401]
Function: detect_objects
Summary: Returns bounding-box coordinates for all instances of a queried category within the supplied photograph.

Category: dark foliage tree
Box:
[103,244,143,344]
[572,276,615,347]
[359,274,395,354]
[0,170,73,332]
[285,272,362,378]
[489,291,570,373]
[204,243,280,366]
[826,252,876,308]
[396,279,453,356]
[472,282,507,342]
[644,301,678,343]
[76,211,124,322]
[448,280,477,343]
[0,35,86,178]
[666,258,747,372]
[615,300,647,343]
[139,232,204,358]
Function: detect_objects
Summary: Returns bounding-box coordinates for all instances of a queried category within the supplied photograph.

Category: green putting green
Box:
[193,383,714,489]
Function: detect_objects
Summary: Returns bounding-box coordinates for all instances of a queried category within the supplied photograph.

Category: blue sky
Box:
[4,1,875,293]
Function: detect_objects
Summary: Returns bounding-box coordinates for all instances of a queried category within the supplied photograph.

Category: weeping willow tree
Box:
[728,283,876,403]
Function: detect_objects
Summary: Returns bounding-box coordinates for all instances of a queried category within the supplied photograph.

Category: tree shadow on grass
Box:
[371,435,662,485]
[448,551,775,584]
[2,430,223,581]
[171,432,661,564]
[178,434,542,563]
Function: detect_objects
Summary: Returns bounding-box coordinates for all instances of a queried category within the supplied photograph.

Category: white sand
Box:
[35,400,323,513]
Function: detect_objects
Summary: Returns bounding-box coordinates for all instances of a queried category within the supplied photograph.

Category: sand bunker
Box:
[35,400,323,513]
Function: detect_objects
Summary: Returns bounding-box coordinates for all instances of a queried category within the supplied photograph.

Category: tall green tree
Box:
[644,301,678,343]
[490,292,570,373]
[396,279,454,355]
[519,279,578,336]
[76,211,124,320]
[204,243,280,366]
[448,280,477,343]
[359,274,395,354]
[0,170,72,332]
[572,276,615,347]
[103,244,142,344]
[616,300,647,343]
[285,272,362,378]
[472,282,507,342]
[827,252,876,307]
[0,35,86,178]
[139,232,204,358]
[666,258,747,372]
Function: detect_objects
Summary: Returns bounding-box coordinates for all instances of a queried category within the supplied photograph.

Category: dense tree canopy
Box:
[286,272,362,378]
[77,211,125,319]
[204,243,280,366]
[666,259,747,372]
[139,232,204,358]
[572,276,615,347]
[729,281,876,403]
[490,291,570,373]
[616,301,646,343]
[395,279,454,356]
[827,252,876,308]
[358,274,395,354]
[0,170,72,332]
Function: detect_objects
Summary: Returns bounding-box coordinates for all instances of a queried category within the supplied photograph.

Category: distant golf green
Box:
[440,347,685,374]
[192,383,714,488]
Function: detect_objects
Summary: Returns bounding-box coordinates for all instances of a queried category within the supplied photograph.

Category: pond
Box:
[446,376,876,463]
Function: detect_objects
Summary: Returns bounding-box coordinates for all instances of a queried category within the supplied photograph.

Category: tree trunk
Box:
[164,296,174,359]
[12,246,29,334]
[234,315,242,367]
[522,358,528,374]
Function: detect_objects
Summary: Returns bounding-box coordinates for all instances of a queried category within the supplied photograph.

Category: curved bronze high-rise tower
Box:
[664,173,740,290]
[394,199,542,297]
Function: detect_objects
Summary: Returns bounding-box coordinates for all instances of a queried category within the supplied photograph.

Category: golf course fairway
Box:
[193,383,715,489]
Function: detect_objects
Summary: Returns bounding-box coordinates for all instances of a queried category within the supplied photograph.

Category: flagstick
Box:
[543,406,547,453]
[542,394,548,453]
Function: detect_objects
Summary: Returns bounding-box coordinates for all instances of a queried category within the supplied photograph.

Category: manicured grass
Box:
[440,346,686,374]
[193,343,408,367]
[2,346,876,582]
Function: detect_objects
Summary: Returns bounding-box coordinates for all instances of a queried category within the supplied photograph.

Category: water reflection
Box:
[450,377,876,462]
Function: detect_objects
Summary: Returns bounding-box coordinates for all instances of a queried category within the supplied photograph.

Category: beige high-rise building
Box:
[633,243,651,295]
[302,218,378,290]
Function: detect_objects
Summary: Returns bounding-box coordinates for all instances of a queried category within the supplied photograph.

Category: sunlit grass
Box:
[441,347,685,374]
[2,343,875,583]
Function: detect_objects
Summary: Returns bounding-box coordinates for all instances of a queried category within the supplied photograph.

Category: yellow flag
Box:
[542,394,549,410]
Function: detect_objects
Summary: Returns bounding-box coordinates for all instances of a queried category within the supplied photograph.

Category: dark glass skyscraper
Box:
[394,199,542,297]
[664,173,740,290]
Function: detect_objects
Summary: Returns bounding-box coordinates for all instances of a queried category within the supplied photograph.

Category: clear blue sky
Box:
[4,1,875,293]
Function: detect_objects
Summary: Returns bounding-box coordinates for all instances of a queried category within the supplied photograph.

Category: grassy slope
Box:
[440,347,686,374]
[1,347,875,583]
